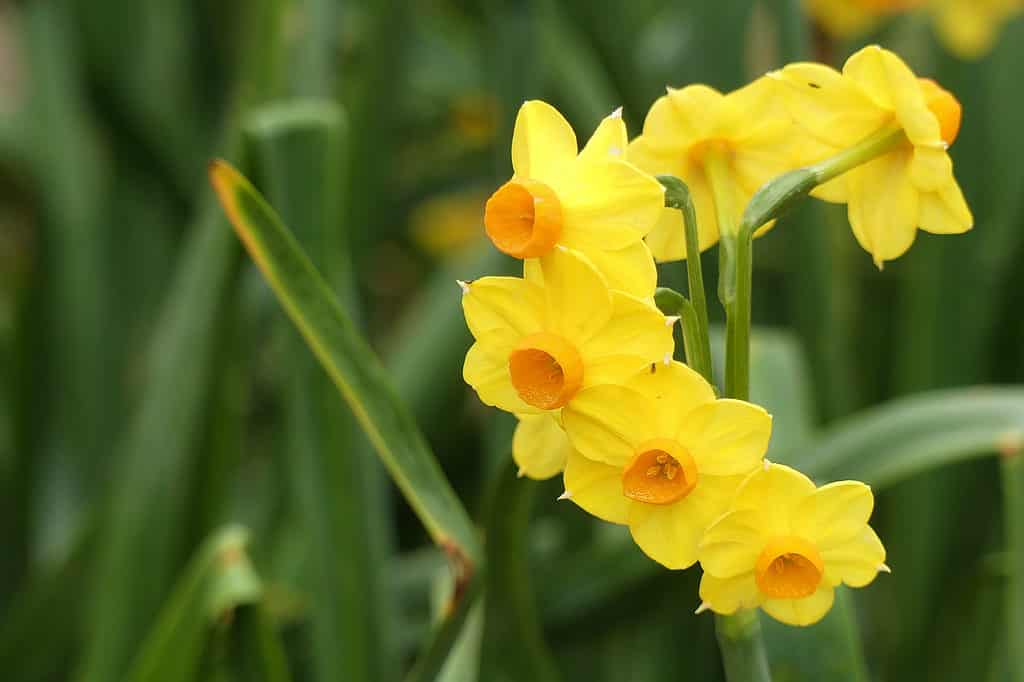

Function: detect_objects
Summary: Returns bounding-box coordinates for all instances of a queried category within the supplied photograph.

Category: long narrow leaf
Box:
[209,159,481,567]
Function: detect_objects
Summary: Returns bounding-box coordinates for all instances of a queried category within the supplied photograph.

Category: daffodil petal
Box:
[821,526,887,588]
[664,85,725,142]
[628,500,703,569]
[909,146,954,192]
[627,360,716,436]
[580,241,658,300]
[511,100,577,182]
[919,182,973,235]
[844,46,941,146]
[761,586,835,626]
[537,248,613,344]
[583,355,652,388]
[513,414,572,480]
[579,111,629,162]
[792,481,874,548]
[846,150,920,267]
[562,385,656,467]
[563,449,630,524]
[676,400,771,476]
[463,342,539,414]
[774,62,888,148]
[580,292,674,366]
[699,508,767,578]
[698,572,762,614]
[558,159,665,251]
[643,207,688,262]
[811,174,849,203]
[462,277,545,353]
[733,464,816,537]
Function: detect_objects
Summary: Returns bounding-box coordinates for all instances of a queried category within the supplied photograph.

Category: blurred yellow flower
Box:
[628,77,818,262]
[774,45,972,267]
[805,0,1021,59]
[484,101,664,298]
[410,190,488,257]
[461,247,674,419]
[697,463,887,626]
[560,361,770,569]
[931,0,1022,59]
[513,413,573,480]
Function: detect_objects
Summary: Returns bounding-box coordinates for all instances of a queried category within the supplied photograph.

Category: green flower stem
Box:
[715,610,773,682]
[656,176,713,384]
[653,287,711,382]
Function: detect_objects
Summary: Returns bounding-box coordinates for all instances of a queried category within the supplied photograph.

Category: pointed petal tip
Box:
[694,602,711,615]
[456,279,470,294]
[664,315,680,327]
[517,467,526,478]
[879,563,892,574]
[663,352,672,366]
[557,489,572,501]
[609,106,623,119]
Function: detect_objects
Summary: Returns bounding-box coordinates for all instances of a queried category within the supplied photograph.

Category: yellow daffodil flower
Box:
[774,45,972,267]
[697,463,887,627]
[483,100,664,298]
[932,0,1022,59]
[559,361,771,569]
[513,413,573,480]
[461,246,674,422]
[628,77,820,262]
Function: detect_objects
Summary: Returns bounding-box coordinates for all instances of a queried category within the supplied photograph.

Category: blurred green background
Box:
[2,1,1024,680]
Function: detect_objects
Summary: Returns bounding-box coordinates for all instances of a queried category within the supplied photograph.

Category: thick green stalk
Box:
[715,610,772,681]
[657,176,713,384]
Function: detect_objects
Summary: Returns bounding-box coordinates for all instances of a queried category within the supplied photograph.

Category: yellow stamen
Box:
[622,438,698,505]
[507,332,583,410]
[484,179,563,258]
[755,536,825,600]
[918,78,962,146]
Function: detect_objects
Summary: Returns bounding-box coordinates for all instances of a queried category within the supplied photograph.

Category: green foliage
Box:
[3,1,1024,681]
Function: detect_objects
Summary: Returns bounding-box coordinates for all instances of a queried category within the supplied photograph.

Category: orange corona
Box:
[754,536,825,599]
[621,438,699,505]
[507,332,583,410]
[484,179,563,258]
[919,78,962,146]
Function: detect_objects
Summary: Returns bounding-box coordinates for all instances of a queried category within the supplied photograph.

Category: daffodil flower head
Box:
[697,463,887,627]
[483,100,665,298]
[774,45,973,267]
[628,77,821,262]
[461,246,675,421]
[559,360,771,569]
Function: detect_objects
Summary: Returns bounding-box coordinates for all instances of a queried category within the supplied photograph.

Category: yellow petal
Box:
[581,240,658,300]
[919,181,973,235]
[462,276,545,353]
[537,248,613,345]
[821,526,887,588]
[627,360,716,437]
[699,508,768,578]
[811,174,850,203]
[628,500,704,569]
[513,414,572,480]
[761,586,835,626]
[843,46,941,146]
[909,146,954,192]
[664,85,726,142]
[511,100,577,182]
[579,110,628,162]
[676,400,771,476]
[792,481,874,548]
[561,385,656,467]
[557,159,665,251]
[580,292,674,367]
[698,571,762,614]
[732,464,816,537]
[639,170,719,262]
[563,448,631,524]
[773,62,888,148]
[846,149,920,267]
[463,342,538,414]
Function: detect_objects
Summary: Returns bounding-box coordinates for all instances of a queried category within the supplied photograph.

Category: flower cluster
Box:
[460,45,968,626]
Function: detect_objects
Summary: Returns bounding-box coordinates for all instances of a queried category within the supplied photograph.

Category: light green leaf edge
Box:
[208,159,481,568]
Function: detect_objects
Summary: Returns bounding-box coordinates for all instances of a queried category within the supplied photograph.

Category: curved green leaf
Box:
[209,159,481,567]
[790,388,1024,489]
